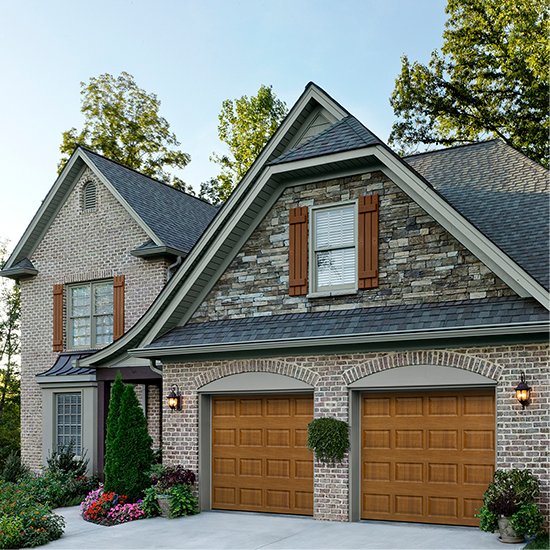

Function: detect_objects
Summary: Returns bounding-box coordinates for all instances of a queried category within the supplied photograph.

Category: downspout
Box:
[166,255,183,281]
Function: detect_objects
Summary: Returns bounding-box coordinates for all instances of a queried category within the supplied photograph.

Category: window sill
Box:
[307,289,358,299]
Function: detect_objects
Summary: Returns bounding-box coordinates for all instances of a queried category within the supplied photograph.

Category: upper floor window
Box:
[68,281,113,349]
[288,194,378,296]
[83,181,97,210]
[312,203,356,291]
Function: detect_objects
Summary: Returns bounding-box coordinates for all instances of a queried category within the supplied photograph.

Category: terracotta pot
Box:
[497,517,524,544]
[157,495,171,518]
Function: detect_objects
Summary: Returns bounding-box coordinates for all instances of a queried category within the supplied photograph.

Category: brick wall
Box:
[20,168,169,470]
[162,343,548,522]
[189,171,514,324]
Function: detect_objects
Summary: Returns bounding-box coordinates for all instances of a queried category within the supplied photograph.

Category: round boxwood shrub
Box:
[306,417,349,463]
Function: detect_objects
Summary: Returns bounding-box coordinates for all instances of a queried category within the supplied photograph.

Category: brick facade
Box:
[189,171,514,324]
[162,344,549,521]
[20,168,169,470]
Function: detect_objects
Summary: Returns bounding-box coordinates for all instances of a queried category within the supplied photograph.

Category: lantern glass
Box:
[167,395,178,410]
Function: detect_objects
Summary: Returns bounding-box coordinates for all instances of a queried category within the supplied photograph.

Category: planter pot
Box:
[497,517,524,544]
[157,495,171,518]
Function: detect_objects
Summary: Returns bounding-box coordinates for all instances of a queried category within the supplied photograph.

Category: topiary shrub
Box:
[306,417,349,463]
[107,384,154,502]
[103,371,124,492]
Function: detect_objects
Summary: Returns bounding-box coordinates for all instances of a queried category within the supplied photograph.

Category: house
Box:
[2,82,548,526]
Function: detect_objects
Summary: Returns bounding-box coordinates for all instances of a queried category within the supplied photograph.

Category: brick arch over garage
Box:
[342,350,503,386]
[194,359,321,391]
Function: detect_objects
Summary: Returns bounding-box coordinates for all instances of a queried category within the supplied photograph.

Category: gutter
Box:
[127,321,549,358]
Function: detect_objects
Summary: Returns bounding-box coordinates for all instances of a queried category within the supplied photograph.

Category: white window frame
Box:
[55,392,82,456]
[309,200,358,294]
[67,280,114,350]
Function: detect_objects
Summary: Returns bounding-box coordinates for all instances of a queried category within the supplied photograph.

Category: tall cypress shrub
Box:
[103,372,124,492]
[110,384,154,502]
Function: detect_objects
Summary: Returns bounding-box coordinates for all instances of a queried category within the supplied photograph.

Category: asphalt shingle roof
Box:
[146,296,548,350]
[270,116,382,165]
[405,141,549,289]
[84,149,218,254]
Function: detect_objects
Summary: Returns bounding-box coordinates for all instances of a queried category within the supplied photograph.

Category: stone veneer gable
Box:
[188,171,516,324]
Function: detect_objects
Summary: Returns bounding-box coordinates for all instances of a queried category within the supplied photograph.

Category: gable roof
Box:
[83,149,217,254]
[1,148,217,276]
[68,82,547,367]
[270,116,383,165]
[405,141,549,289]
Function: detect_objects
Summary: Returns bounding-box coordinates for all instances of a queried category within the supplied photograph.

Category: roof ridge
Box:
[79,146,215,208]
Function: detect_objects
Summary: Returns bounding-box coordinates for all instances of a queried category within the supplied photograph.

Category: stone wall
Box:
[162,343,549,522]
[189,171,514,324]
[20,168,169,470]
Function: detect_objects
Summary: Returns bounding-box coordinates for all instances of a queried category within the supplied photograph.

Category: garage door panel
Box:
[212,394,314,515]
[361,390,495,526]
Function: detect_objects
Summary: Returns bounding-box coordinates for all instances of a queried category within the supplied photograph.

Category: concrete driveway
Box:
[45,506,522,549]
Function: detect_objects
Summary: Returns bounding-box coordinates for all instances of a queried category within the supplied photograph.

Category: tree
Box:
[59,72,192,190]
[389,0,549,167]
[0,240,21,470]
[201,85,288,204]
[107,384,154,502]
[103,371,124,491]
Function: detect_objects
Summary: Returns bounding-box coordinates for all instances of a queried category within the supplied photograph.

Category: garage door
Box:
[212,394,314,515]
[361,390,495,526]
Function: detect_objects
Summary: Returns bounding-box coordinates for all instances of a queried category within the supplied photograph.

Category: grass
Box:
[523,533,549,550]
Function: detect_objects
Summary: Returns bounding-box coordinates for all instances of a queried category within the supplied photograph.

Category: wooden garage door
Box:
[212,394,314,515]
[361,390,495,526]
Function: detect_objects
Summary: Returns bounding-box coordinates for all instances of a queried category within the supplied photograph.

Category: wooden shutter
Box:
[53,284,64,351]
[358,195,379,289]
[113,276,125,341]
[289,207,308,296]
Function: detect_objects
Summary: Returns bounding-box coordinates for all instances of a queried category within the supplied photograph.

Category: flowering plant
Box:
[107,501,146,523]
[80,485,128,525]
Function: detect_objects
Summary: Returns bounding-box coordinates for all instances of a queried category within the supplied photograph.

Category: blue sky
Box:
[0,0,448,252]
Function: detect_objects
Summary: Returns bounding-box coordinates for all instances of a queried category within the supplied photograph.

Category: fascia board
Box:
[79,150,163,247]
[374,146,550,306]
[128,321,549,358]
[4,154,87,270]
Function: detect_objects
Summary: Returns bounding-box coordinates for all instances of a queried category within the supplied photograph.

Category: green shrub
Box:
[106,384,154,502]
[104,372,124,491]
[46,441,88,478]
[141,486,162,517]
[1,451,29,483]
[510,503,546,538]
[169,484,199,518]
[0,481,65,548]
[306,417,349,463]
[0,515,23,549]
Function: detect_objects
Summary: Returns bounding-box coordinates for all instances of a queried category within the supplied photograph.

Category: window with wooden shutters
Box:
[65,278,124,350]
[288,195,379,295]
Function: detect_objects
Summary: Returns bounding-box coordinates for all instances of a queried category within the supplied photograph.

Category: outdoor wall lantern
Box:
[167,384,182,411]
[515,372,531,409]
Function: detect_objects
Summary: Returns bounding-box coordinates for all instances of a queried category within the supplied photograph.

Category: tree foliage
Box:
[59,72,192,189]
[201,85,288,204]
[0,240,21,470]
[389,0,549,167]
[106,383,154,502]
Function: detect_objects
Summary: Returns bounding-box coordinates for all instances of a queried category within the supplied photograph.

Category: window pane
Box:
[315,207,354,249]
[71,287,90,316]
[94,284,113,315]
[56,394,82,456]
[317,248,355,287]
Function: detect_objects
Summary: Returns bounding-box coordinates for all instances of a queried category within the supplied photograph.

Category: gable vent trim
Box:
[83,181,97,210]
